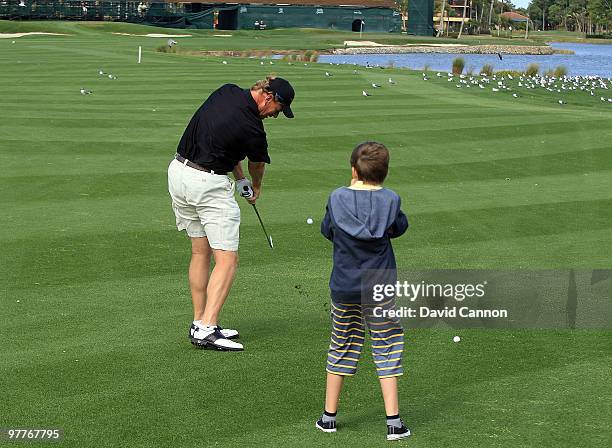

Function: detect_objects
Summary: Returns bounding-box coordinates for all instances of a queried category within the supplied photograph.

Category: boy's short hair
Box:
[350,141,389,184]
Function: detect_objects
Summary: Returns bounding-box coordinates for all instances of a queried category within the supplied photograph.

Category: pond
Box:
[318,42,612,78]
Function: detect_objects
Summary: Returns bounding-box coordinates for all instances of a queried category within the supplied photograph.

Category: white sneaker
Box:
[189,323,239,340]
[191,326,243,351]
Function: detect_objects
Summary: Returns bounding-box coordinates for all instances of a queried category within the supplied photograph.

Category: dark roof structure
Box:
[169,1,398,8]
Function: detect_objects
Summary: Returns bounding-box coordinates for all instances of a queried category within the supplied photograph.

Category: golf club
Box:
[251,203,273,249]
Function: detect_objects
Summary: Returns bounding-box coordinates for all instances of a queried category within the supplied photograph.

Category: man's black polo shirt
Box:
[177,84,270,173]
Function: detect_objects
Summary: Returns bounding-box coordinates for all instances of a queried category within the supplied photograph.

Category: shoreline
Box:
[198,44,557,58]
[332,44,555,56]
[197,45,555,58]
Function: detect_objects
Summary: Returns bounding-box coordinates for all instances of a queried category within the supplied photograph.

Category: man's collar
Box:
[244,88,260,117]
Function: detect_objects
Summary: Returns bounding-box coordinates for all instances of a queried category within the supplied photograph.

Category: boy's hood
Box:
[328,187,400,241]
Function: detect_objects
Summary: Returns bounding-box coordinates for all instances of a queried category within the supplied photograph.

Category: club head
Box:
[268,235,274,249]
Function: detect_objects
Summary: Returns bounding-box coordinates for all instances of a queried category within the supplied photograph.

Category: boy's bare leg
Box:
[325,372,345,413]
[189,237,212,321]
[201,249,238,326]
[379,377,399,416]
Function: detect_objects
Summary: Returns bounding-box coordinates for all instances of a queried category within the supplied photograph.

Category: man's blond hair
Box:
[251,75,277,92]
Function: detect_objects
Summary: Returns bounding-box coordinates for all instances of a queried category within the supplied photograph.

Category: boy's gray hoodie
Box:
[321,186,409,304]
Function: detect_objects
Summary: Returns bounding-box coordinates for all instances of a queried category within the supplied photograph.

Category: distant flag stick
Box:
[138,46,142,64]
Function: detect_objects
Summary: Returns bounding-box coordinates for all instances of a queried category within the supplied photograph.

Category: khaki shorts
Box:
[168,158,240,251]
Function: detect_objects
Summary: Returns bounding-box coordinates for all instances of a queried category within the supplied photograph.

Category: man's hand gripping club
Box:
[233,161,265,204]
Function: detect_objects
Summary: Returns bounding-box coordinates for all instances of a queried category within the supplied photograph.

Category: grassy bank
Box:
[526,29,612,44]
[3,21,610,49]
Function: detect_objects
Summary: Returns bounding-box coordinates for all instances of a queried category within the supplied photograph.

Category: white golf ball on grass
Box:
[306,217,313,225]
[453,335,461,343]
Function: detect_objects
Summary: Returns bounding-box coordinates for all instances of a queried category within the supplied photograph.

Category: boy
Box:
[316,141,410,441]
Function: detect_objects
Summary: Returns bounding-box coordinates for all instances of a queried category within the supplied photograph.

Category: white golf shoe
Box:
[189,325,243,351]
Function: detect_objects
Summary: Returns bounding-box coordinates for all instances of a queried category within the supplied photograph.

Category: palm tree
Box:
[437,0,447,37]
[458,0,470,38]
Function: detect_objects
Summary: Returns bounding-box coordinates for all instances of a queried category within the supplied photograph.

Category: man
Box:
[168,76,295,352]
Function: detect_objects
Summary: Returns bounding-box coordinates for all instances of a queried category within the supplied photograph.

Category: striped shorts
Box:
[326,302,404,378]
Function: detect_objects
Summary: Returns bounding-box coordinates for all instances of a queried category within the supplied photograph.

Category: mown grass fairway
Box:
[1,23,611,447]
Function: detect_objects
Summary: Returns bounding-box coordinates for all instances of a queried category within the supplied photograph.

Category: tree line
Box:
[524,0,611,34]
[425,0,610,35]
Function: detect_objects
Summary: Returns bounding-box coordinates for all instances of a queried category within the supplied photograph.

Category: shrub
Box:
[452,57,465,75]
[422,63,430,73]
[586,33,612,39]
[156,44,176,53]
[281,51,318,62]
[525,63,539,77]
[553,65,568,78]
[543,69,554,78]
[280,53,301,62]
[480,64,494,76]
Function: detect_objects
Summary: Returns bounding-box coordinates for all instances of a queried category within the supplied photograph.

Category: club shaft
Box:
[252,204,272,248]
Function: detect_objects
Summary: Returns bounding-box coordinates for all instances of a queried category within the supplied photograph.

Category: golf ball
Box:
[306,218,313,225]
[453,336,461,343]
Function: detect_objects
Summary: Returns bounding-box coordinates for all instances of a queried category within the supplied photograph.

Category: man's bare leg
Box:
[189,237,212,321]
[201,249,238,326]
